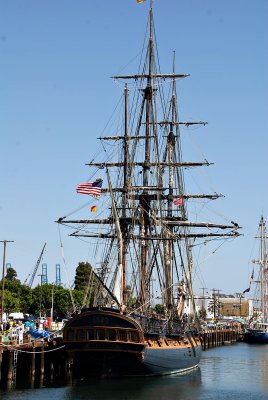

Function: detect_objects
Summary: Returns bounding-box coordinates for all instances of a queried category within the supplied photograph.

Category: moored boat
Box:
[244,216,268,344]
[244,325,268,344]
[58,0,240,377]
[63,307,201,376]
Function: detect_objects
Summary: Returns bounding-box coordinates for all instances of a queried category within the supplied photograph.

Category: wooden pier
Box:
[0,333,66,390]
[200,325,243,350]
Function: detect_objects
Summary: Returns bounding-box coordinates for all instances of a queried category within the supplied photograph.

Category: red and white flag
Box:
[173,197,184,206]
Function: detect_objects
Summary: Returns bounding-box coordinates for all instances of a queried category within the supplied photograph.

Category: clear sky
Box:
[0,0,267,296]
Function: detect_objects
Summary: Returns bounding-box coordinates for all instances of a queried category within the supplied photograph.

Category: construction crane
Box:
[24,243,46,288]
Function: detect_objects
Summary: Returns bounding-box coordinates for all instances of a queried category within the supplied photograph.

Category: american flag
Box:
[76,179,103,197]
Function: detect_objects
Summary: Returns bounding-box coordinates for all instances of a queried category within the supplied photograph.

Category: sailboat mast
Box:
[260,217,268,321]
[122,84,129,305]
[163,54,177,312]
[139,4,154,308]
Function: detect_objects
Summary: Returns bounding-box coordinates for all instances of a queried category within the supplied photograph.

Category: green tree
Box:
[53,285,78,317]
[2,290,20,312]
[29,284,70,317]
[5,266,18,281]
[0,264,100,317]
[2,279,32,313]
[74,262,92,291]
[73,262,99,306]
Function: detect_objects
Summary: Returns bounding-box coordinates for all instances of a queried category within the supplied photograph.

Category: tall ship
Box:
[244,216,268,344]
[57,1,240,376]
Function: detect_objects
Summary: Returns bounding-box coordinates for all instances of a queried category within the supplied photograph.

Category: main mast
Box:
[122,84,129,305]
[139,4,154,309]
[259,217,268,321]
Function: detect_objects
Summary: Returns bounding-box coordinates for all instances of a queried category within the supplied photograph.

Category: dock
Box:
[200,325,243,350]
[0,330,66,390]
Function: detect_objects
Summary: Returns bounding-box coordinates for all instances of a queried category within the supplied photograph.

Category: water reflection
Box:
[200,342,268,397]
[64,368,202,400]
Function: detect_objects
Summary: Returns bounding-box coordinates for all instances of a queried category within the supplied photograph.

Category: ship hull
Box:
[142,345,201,376]
[244,329,268,344]
[63,308,201,377]
[66,345,201,377]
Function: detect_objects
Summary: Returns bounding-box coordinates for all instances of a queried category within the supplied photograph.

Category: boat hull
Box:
[66,345,201,377]
[142,345,201,376]
[244,329,268,344]
[63,308,201,377]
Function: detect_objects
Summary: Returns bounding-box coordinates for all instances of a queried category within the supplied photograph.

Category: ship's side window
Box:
[86,329,94,340]
[107,329,116,341]
[130,331,139,343]
[67,329,74,341]
[118,330,127,341]
[77,329,85,340]
[96,329,105,340]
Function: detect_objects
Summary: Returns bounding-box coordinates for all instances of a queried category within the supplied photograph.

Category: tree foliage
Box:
[74,262,92,291]
[5,267,18,281]
[0,262,98,318]
[74,262,98,306]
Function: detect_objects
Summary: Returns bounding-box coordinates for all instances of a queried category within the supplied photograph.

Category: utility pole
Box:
[1,240,14,322]
[200,287,208,302]
[212,288,221,320]
[199,287,208,319]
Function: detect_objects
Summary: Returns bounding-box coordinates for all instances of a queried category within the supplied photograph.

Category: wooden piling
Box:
[30,342,36,387]
[0,343,2,382]
[7,350,13,389]
[40,343,45,387]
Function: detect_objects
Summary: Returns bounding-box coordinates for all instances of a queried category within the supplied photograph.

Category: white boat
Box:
[244,216,268,344]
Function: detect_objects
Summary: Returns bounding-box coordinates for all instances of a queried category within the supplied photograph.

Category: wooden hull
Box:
[63,308,201,377]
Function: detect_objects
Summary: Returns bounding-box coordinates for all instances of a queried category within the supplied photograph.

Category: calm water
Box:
[1,343,268,400]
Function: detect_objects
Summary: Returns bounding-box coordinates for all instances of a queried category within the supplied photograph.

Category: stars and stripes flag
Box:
[76,179,103,198]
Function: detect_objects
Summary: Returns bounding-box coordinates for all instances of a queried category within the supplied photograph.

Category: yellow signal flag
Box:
[90,205,97,212]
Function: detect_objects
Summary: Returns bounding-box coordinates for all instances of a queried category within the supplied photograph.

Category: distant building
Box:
[218,296,248,319]
[194,292,253,321]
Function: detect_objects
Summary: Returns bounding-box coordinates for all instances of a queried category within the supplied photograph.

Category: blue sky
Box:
[0,0,267,296]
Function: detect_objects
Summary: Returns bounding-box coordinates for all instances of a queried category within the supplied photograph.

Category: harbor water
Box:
[1,342,267,400]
